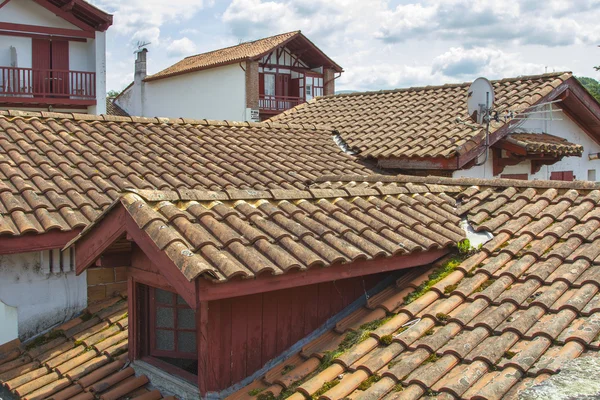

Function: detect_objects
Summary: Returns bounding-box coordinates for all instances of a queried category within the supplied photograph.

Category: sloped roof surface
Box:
[0,295,170,400]
[105,98,130,117]
[0,111,373,237]
[229,175,600,400]
[505,132,583,157]
[271,73,572,160]
[102,185,465,282]
[146,31,299,81]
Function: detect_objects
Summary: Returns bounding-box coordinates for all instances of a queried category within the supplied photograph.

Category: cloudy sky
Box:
[90,0,600,93]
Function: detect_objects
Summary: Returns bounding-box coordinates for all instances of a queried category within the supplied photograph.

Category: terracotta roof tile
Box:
[0,111,377,237]
[272,72,573,160]
[0,294,169,400]
[227,175,600,400]
[146,31,341,82]
[105,98,129,117]
[72,185,467,282]
[504,132,584,157]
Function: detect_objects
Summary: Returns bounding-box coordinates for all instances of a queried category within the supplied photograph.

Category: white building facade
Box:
[455,105,600,182]
[0,0,112,114]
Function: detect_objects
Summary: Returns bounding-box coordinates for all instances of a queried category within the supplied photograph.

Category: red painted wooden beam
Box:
[0,29,87,42]
[124,214,198,310]
[31,0,95,32]
[0,22,95,39]
[73,207,126,274]
[0,230,80,255]
[197,248,449,302]
[0,96,96,106]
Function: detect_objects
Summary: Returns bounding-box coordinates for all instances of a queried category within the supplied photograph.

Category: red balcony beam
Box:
[0,22,95,39]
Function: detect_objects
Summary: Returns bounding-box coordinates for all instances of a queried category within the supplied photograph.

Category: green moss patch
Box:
[249,388,265,396]
[357,374,381,391]
[281,364,296,375]
[312,379,340,399]
[403,239,486,305]
[25,330,65,351]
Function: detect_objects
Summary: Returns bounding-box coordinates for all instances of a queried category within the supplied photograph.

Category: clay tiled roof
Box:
[271,72,573,161]
[0,295,167,400]
[105,98,129,117]
[504,132,583,157]
[146,31,310,82]
[0,110,374,237]
[230,175,600,400]
[81,186,466,282]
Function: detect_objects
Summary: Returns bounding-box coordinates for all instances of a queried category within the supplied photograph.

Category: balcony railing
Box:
[0,66,96,104]
[259,95,304,113]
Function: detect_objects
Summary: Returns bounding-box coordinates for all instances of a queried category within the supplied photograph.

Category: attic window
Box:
[149,288,198,376]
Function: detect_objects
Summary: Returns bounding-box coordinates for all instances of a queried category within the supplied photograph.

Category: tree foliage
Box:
[577,76,600,103]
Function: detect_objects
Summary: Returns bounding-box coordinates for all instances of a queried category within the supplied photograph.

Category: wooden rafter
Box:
[31,0,95,31]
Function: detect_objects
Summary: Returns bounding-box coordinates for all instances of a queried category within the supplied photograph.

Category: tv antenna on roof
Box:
[134,41,151,53]
[459,77,564,167]
[467,78,494,166]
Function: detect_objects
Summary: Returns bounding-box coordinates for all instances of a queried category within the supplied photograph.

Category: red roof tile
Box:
[227,174,600,399]
[72,184,466,282]
[271,72,573,161]
[0,111,374,238]
[0,295,169,400]
[145,31,342,82]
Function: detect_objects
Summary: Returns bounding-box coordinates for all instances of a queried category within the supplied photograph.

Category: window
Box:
[264,74,275,96]
[149,288,197,375]
[550,171,574,181]
[588,169,597,181]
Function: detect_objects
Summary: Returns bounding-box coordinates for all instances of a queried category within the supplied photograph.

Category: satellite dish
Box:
[467,77,495,124]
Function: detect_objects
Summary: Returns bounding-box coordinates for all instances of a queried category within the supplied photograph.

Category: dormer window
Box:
[146,287,198,379]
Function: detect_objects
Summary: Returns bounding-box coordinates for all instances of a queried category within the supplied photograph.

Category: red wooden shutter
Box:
[550,171,574,181]
[564,171,574,181]
[258,73,264,95]
[501,174,528,180]
[51,40,69,96]
[32,39,51,96]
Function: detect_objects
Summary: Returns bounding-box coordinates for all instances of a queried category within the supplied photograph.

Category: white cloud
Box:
[166,37,198,58]
[90,0,208,46]
[432,47,551,79]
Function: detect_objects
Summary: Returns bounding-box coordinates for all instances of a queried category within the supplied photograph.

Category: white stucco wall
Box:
[454,107,600,181]
[0,252,87,341]
[0,0,82,30]
[0,300,18,345]
[0,0,105,115]
[0,36,32,68]
[118,63,246,120]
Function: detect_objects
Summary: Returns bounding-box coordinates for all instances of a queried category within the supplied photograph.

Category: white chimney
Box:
[132,48,147,116]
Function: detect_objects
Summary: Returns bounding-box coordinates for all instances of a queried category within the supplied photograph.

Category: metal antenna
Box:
[134,41,151,53]
[474,90,491,166]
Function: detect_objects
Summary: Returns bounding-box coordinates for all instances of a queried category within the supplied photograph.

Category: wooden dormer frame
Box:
[70,201,448,394]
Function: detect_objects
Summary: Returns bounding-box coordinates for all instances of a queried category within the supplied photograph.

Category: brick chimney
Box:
[132,48,147,116]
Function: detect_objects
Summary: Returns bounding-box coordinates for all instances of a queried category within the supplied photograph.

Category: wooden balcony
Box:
[0,66,96,107]
[259,95,304,114]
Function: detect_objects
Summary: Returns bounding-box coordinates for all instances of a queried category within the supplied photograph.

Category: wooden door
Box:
[51,40,69,96]
[32,39,51,97]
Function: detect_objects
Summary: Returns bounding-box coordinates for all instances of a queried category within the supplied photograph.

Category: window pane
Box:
[156,330,174,351]
[178,331,197,353]
[178,308,196,329]
[156,307,174,328]
[177,295,187,305]
[264,74,275,96]
[155,288,174,304]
